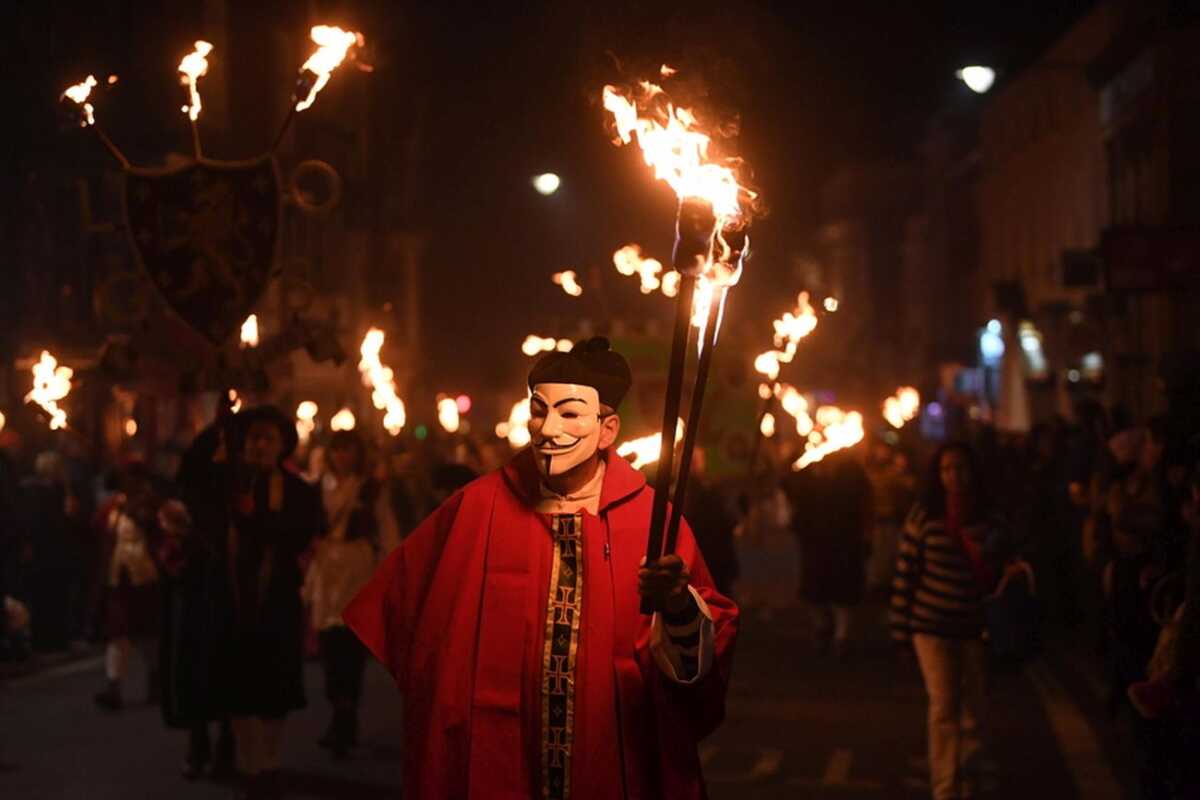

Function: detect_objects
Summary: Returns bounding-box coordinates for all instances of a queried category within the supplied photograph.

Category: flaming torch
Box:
[437,395,461,434]
[26,351,73,430]
[239,314,260,348]
[883,386,921,429]
[552,271,583,297]
[602,70,755,612]
[748,291,820,474]
[178,40,213,158]
[495,397,532,448]
[358,328,406,435]
[60,75,130,167]
[273,25,364,151]
[616,419,685,470]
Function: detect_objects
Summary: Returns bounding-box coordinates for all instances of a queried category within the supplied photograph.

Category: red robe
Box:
[344,449,739,799]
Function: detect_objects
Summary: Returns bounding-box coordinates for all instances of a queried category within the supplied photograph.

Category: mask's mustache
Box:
[534,433,583,451]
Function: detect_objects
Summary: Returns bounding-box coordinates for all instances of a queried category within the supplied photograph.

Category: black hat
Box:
[237,404,300,460]
[527,337,633,410]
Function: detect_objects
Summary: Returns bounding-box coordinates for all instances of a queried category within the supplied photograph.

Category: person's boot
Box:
[210,722,237,782]
[329,709,351,759]
[317,713,337,750]
[182,725,211,780]
[93,679,123,711]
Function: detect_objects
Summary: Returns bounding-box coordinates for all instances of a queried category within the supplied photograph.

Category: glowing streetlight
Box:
[956,65,996,94]
[532,172,561,196]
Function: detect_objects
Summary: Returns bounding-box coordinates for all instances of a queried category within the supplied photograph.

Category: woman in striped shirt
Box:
[890,442,1009,800]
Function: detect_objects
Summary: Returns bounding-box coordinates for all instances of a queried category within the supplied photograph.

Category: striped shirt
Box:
[889,511,999,642]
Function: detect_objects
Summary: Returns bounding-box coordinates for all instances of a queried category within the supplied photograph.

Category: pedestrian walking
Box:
[890,442,1015,800]
[211,406,321,800]
[92,462,162,711]
[303,429,393,758]
[786,449,873,658]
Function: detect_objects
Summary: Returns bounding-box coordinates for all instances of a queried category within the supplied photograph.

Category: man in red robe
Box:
[345,337,739,799]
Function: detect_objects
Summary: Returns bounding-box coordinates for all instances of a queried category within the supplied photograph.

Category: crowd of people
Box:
[2,392,1198,799]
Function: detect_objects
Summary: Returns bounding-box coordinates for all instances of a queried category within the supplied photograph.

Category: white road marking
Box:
[1025,659,1122,800]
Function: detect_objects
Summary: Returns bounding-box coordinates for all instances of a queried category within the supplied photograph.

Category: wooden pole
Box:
[664,285,726,555]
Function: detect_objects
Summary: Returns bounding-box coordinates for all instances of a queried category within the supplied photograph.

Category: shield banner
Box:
[123,156,281,346]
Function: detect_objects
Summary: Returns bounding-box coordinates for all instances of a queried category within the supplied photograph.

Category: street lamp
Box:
[956,65,996,94]
[532,172,561,195]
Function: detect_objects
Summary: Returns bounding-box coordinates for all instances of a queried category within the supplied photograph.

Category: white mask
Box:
[529,383,604,478]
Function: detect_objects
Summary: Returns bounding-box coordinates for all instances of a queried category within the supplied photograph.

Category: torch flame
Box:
[330,408,356,432]
[296,401,318,444]
[771,386,864,471]
[62,75,98,127]
[178,40,213,121]
[760,411,776,438]
[240,314,259,348]
[295,25,364,112]
[25,351,72,430]
[616,418,685,470]
[754,291,819,382]
[552,270,583,297]
[613,244,665,294]
[437,396,461,434]
[883,386,921,429]
[496,397,532,448]
[358,328,406,434]
[522,335,573,357]
[602,75,751,223]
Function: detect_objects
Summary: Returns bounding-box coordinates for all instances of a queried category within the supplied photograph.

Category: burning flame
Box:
[295,26,364,112]
[495,397,532,448]
[26,351,72,430]
[553,270,583,297]
[754,291,819,382]
[62,75,98,127]
[296,401,318,444]
[793,406,865,470]
[602,77,750,222]
[522,335,573,357]
[228,389,243,414]
[0,411,6,433]
[883,386,921,429]
[613,244,665,294]
[824,297,839,313]
[124,418,138,437]
[616,418,685,470]
[178,40,213,121]
[437,396,461,433]
[330,408,356,432]
[358,328,406,435]
[760,411,776,438]
[772,385,865,471]
[240,314,259,348]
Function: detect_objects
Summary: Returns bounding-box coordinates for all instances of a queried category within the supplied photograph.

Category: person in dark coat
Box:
[212,406,321,800]
[161,423,234,780]
[784,449,873,657]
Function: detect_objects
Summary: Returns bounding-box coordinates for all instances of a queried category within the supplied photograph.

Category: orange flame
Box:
[616,418,685,470]
[771,385,864,470]
[178,40,213,121]
[358,328,406,434]
[602,74,750,222]
[296,401,319,444]
[495,397,532,448]
[228,389,243,414]
[240,314,259,348]
[522,335,573,356]
[330,407,356,432]
[613,244,665,294]
[754,291,819,382]
[883,386,921,429]
[62,75,98,127]
[437,395,461,433]
[296,25,363,112]
[25,351,72,430]
[552,270,583,297]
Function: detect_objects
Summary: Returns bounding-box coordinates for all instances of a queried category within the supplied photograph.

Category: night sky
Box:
[10,0,1099,403]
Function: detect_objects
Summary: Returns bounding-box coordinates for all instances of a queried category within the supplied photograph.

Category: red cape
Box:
[344,450,739,799]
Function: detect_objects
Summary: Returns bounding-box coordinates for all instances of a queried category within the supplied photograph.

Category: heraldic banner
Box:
[123,156,281,346]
